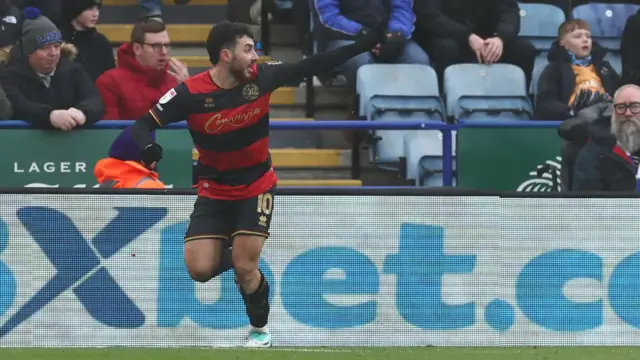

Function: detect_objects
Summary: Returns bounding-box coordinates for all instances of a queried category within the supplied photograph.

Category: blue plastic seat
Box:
[518,3,566,51]
[444,64,533,121]
[572,3,640,51]
[356,64,447,178]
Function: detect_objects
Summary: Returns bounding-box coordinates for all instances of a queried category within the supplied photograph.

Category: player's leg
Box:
[231,186,275,347]
[183,196,235,282]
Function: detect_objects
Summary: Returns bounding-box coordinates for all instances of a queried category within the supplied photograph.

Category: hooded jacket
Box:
[94,158,165,189]
[535,41,619,121]
[95,43,178,120]
[61,22,115,82]
[0,42,104,127]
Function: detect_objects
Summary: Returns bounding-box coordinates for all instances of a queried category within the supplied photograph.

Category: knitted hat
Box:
[109,127,156,162]
[21,7,62,56]
[64,0,102,22]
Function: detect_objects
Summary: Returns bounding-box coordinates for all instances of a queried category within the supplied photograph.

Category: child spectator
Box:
[535,19,620,120]
[61,0,115,82]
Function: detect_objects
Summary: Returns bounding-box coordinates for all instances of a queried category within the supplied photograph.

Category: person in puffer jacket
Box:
[94,126,165,189]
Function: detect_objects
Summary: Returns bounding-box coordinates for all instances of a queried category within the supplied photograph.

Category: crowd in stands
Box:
[0,0,639,191]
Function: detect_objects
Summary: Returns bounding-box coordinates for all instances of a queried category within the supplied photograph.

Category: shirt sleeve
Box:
[148,82,190,127]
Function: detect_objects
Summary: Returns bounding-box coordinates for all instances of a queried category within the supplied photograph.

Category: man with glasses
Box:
[572,84,640,191]
[96,19,190,120]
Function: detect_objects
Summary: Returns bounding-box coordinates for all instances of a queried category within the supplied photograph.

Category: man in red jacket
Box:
[96,19,189,120]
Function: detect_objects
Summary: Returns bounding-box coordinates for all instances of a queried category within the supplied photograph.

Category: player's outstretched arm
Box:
[262,27,384,90]
[131,84,190,167]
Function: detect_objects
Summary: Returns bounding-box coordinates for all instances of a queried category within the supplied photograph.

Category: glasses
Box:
[613,102,640,115]
[142,42,171,52]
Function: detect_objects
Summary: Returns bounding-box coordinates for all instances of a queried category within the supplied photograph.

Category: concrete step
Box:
[99,24,212,44]
[100,4,227,24]
[277,179,362,187]
[193,147,350,167]
[270,149,350,167]
[98,24,298,45]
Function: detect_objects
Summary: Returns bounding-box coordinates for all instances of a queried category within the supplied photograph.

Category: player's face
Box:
[229,36,258,81]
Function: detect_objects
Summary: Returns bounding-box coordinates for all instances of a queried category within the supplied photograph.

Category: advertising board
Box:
[0,193,638,346]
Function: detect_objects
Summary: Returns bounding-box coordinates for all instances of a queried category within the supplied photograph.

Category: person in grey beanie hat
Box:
[20,6,62,56]
[0,7,104,129]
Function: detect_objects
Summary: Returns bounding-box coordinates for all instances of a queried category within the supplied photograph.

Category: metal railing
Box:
[0,119,564,187]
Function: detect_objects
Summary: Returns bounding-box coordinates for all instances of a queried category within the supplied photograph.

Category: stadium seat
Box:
[444,64,533,121]
[571,3,640,51]
[356,64,445,172]
[403,131,457,187]
[604,52,622,75]
[518,3,566,51]
[530,55,549,98]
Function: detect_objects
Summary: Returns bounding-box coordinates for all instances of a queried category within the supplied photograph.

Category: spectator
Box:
[96,20,189,120]
[138,0,191,21]
[94,127,165,189]
[535,19,619,121]
[557,101,612,191]
[572,84,640,191]
[312,0,430,88]
[0,8,103,130]
[621,9,640,86]
[0,0,21,49]
[0,84,12,119]
[413,0,536,88]
[61,0,115,82]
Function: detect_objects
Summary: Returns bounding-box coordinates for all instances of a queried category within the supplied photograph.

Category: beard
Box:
[612,114,640,153]
[230,61,253,83]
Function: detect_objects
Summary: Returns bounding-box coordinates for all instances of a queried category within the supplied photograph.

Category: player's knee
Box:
[186,261,220,283]
[233,258,258,280]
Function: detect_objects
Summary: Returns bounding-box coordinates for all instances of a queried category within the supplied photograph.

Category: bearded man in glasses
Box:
[572,84,640,191]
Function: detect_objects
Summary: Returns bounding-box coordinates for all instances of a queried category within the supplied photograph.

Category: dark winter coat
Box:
[0,42,104,128]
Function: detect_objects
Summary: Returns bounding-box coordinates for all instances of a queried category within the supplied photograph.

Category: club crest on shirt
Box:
[242,83,260,100]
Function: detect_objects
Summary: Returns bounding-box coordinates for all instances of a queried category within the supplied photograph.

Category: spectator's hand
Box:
[468,34,485,63]
[376,31,407,63]
[372,44,381,56]
[168,58,190,83]
[141,143,163,169]
[482,37,503,64]
[50,110,77,131]
[67,107,86,126]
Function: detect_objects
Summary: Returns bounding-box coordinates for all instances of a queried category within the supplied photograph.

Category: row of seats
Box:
[350,2,640,187]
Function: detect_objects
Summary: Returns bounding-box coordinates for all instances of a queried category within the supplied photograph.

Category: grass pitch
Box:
[0,347,638,360]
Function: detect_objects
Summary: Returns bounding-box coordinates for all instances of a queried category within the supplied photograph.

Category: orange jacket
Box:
[94,158,165,189]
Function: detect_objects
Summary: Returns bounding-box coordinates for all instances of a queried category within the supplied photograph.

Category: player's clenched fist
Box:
[141,142,163,168]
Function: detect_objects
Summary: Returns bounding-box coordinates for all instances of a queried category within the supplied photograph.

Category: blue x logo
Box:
[0,206,166,338]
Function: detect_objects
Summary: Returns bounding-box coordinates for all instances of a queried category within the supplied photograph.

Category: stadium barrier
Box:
[0,120,562,190]
[0,187,638,347]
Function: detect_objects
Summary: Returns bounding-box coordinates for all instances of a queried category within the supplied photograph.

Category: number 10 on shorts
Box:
[256,193,273,215]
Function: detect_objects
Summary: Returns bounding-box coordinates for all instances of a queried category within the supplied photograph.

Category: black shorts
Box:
[184,186,275,243]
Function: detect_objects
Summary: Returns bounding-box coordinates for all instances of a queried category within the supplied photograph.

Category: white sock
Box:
[251,325,268,333]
